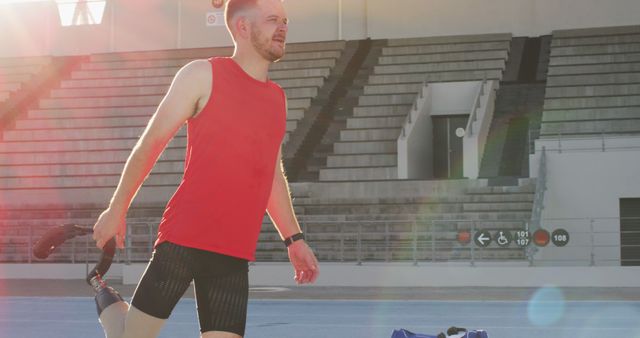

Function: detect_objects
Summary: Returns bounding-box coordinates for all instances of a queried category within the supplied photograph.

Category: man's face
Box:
[248,0,288,62]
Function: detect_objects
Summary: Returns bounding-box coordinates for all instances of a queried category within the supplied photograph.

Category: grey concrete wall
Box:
[529,136,640,266]
[2,0,640,57]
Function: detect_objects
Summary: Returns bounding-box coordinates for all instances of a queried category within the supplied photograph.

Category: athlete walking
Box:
[90,0,319,337]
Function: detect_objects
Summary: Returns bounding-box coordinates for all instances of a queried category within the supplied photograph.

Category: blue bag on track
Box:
[391,328,488,338]
[391,329,439,338]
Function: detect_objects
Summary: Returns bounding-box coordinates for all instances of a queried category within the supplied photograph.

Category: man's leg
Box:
[93,242,193,338]
[89,274,128,338]
[193,251,249,338]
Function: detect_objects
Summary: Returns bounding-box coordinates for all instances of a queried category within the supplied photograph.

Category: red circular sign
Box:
[212,0,224,9]
[457,230,471,245]
[533,229,550,247]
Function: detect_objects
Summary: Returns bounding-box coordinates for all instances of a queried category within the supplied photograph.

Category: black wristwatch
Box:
[283,232,305,247]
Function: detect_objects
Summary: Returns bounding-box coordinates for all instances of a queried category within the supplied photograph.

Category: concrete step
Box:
[71,66,331,81]
[81,58,336,71]
[378,50,508,65]
[541,107,640,122]
[462,202,533,212]
[363,83,421,95]
[553,25,640,39]
[551,44,640,57]
[318,166,398,181]
[326,154,397,168]
[0,82,21,91]
[38,95,311,110]
[346,116,406,129]
[466,185,535,194]
[0,147,185,166]
[333,140,396,154]
[545,84,640,98]
[0,160,184,177]
[59,74,323,90]
[276,50,342,61]
[547,72,640,87]
[353,105,411,117]
[2,74,31,83]
[60,76,174,89]
[358,93,415,106]
[540,119,640,135]
[50,86,167,98]
[0,65,41,75]
[0,172,182,189]
[374,60,505,74]
[301,203,462,215]
[2,125,158,141]
[87,42,346,63]
[28,106,155,119]
[544,95,640,110]
[0,56,51,67]
[382,41,511,56]
[340,128,400,142]
[39,95,163,109]
[15,115,151,130]
[549,52,640,66]
[0,136,186,153]
[387,34,512,47]
[339,128,400,142]
[293,194,535,206]
[368,69,502,85]
[551,33,640,47]
[34,86,315,102]
[548,62,640,76]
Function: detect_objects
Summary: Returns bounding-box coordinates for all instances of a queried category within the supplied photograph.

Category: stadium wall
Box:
[1,0,640,57]
[1,263,639,287]
[529,137,640,266]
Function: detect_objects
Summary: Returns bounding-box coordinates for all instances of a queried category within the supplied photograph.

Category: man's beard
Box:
[250,29,285,62]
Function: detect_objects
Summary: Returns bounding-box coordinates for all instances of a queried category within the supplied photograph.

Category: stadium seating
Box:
[256,179,535,262]
[319,33,512,181]
[0,41,345,194]
[0,56,53,104]
[0,37,537,265]
[541,25,640,136]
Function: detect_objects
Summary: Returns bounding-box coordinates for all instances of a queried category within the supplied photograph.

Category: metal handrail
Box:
[4,215,640,266]
[464,77,486,136]
[526,146,547,264]
[401,78,428,138]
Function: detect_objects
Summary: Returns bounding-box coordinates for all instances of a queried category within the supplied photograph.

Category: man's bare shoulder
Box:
[171,59,212,97]
[177,59,211,83]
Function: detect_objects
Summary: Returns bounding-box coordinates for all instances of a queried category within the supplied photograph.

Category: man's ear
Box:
[234,16,251,40]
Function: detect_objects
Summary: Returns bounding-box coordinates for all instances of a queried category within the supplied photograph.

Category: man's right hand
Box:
[92,208,126,250]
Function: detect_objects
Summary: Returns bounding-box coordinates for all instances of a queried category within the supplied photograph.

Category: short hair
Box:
[225,0,259,29]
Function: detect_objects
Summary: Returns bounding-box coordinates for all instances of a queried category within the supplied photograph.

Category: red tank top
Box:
[155,57,287,261]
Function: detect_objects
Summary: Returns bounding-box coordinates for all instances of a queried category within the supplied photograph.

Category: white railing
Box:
[462,78,497,179]
[397,79,430,179]
[526,146,547,264]
[8,216,639,266]
[464,78,486,137]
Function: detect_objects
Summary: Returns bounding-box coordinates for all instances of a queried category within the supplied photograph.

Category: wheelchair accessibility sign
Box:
[494,230,512,247]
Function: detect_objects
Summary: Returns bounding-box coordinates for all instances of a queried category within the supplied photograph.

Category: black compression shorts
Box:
[131,241,249,336]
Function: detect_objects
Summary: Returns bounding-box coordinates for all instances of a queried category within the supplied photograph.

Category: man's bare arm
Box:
[266,148,319,284]
[93,60,211,249]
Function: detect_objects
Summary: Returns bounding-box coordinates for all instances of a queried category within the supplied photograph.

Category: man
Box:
[90,0,319,337]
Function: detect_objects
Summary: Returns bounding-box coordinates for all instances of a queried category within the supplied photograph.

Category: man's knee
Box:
[120,306,166,338]
[201,331,243,338]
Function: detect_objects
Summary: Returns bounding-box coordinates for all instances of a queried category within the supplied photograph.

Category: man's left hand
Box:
[287,240,319,284]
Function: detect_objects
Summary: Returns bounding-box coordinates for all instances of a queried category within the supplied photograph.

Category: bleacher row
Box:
[1,25,639,264]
